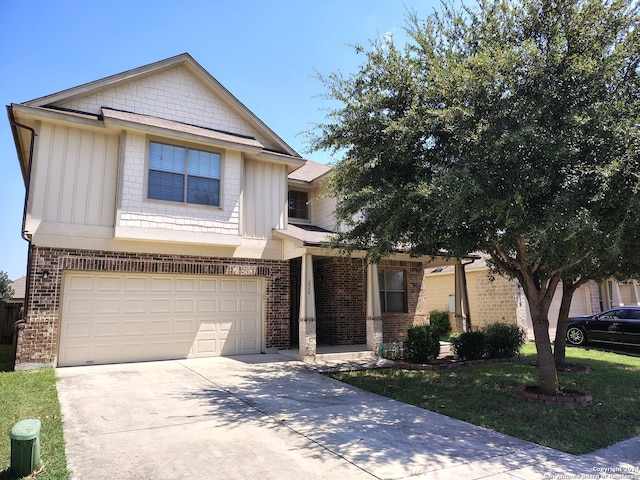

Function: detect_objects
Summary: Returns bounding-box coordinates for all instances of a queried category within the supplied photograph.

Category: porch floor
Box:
[279,344,375,362]
[278,341,453,361]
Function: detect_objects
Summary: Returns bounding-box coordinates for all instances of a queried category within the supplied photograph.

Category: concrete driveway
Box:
[56,354,639,480]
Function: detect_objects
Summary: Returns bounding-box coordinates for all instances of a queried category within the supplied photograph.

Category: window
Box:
[378,269,406,313]
[288,189,309,220]
[148,141,221,206]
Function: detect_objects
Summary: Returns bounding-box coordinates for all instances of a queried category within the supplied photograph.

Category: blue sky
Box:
[0,0,438,281]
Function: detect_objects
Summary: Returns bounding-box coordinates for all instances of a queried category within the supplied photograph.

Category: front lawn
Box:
[330,344,640,454]
[0,365,69,479]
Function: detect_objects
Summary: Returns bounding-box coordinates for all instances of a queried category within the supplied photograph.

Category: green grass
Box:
[330,344,640,454]
[0,362,69,479]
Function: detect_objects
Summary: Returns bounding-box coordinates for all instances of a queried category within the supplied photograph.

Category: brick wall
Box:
[314,257,367,345]
[475,274,517,328]
[17,246,289,366]
[379,260,428,341]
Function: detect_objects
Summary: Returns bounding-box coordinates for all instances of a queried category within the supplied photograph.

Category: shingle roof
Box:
[288,159,332,183]
[102,108,265,150]
[273,224,334,246]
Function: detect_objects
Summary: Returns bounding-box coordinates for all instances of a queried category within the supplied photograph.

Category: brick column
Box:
[366,262,383,351]
[298,254,317,361]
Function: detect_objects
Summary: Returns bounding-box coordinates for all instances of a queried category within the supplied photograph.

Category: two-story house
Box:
[9,53,462,369]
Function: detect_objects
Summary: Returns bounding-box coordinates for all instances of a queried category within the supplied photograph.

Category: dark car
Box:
[566,306,640,347]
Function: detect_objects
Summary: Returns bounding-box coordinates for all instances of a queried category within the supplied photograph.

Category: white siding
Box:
[243,158,286,238]
[310,186,337,231]
[28,123,118,229]
[115,133,242,241]
[52,65,282,152]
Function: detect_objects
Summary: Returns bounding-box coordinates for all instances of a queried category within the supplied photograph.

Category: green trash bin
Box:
[10,419,42,477]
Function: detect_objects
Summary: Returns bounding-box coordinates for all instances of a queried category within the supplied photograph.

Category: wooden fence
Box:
[0,301,22,344]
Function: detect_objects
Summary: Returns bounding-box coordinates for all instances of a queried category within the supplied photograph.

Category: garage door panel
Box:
[221,279,240,293]
[121,320,145,336]
[63,321,91,339]
[67,298,93,315]
[123,277,147,291]
[241,280,260,293]
[150,299,172,313]
[67,275,95,292]
[94,321,119,337]
[241,298,259,313]
[198,279,218,292]
[176,278,196,292]
[96,298,120,314]
[175,319,195,334]
[197,298,217,312]
[59,272,263,366]
[175,298,196,312]
[148,319,171,335]
[97,276,122,291]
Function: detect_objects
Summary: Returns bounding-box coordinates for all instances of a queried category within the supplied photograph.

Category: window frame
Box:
[378,268,407,313]
[147,140,223,208]
[288,188,310,221]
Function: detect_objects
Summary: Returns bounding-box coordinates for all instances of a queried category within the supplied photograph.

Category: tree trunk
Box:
[529,302,559,394]
[553,284,576,369]
[520,275,560,395]
[554,278,588,369]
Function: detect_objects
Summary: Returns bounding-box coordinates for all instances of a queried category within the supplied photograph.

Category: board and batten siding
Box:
[243,158,286,238]
[27,123,118,229]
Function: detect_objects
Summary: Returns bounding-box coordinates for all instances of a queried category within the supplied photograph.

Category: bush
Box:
[449,331,486,360]
[483,322,526,359]
[429,310,452,338]
[404,324,440,363]
[378,341,405,361]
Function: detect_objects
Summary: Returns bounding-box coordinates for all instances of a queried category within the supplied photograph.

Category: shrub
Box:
[404,324,440,363]
[378,341,405,361]
[449,331,486,360]
[429,310,452,338]
[483,322,526,359]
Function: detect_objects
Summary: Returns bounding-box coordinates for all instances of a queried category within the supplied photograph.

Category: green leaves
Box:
[313,0,639,278]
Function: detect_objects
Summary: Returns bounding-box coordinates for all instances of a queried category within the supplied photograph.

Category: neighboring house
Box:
[0,276,25,344]
[8,276,26,304]
[423,257,640,340]
[8,53,466,369]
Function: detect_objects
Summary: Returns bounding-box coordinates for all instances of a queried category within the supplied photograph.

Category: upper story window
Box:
[288,189,309,220]
[378,269,407,313]
[148,141,221,207]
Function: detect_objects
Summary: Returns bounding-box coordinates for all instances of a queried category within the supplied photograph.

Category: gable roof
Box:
[17,53,300,158]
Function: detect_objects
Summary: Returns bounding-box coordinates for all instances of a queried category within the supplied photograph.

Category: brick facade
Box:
[293,257,428,345]
[314,257,367,345]
[17,246,290,366]
[379,260,429,341]
[475,274,517,328]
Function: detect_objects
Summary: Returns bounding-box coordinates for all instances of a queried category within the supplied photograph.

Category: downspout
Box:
[7,106,37,370]
[460,257,476,332]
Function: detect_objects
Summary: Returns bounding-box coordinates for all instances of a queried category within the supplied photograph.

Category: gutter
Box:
[7,105,37,371]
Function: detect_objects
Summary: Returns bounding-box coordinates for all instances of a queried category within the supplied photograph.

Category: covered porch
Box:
[273,224,476,362]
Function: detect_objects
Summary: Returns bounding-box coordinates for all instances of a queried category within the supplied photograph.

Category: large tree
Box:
[312,0,640,394]
[0,271,14,303]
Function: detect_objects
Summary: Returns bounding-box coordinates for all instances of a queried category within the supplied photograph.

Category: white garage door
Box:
[58,272,263,367]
